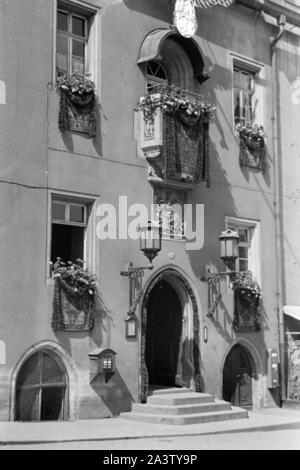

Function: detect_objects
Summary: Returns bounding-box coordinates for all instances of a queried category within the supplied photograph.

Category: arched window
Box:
[15,349,68,421]
[146,61,168,92]
[138,29,209,94]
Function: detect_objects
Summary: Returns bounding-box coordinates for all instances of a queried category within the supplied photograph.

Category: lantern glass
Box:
[219,230,239,264]
[140,221,161,262]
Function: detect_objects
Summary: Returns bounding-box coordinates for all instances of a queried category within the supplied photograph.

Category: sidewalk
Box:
[1,408,300,445]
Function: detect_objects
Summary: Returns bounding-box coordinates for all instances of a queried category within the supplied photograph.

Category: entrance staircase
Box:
[121,388,248,425]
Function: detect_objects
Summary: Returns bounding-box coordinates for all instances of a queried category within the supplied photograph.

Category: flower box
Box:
[232,272,261,332]
[56,70,97,138]
[51,259,96,332]
[236,122,266,171]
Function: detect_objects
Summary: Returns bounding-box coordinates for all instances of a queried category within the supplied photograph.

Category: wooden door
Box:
[145,280,183,387]
[223,344,253,409]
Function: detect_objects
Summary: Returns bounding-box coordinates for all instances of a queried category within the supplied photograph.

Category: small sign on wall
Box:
[0,81,6,105]
[0,341,6,365]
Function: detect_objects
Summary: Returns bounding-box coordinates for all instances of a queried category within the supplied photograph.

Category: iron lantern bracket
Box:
[201,270,240,318]
[120,262,153,316]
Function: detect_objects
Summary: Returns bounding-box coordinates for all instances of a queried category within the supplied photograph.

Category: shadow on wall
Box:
[91,289,115,348]
[90,369,134,415]
[60,101,103,157]
[208,296,236,345]
[124,0,171,21]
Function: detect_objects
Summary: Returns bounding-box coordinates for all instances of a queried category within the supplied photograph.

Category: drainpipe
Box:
[270,14,286,403]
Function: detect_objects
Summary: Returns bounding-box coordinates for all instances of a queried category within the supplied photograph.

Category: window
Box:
[226,217,261,283]
[15,350,68,421]
[51,198,88,264]
[230,226,251,272]
[146,61,168,92]
[233,67,255,126]
[57,3,93,76]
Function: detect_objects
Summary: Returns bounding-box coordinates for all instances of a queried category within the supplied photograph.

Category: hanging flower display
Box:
[138,85,215,122]
[51,258,97,332]
[232,271,261,332]
[236,122,266,172]
[56,69,97,138]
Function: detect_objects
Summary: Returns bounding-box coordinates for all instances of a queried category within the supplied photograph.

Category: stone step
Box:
[149,387,194,396]
[121,408,248,425]
[147,392,214,406]
[132,400,231,416]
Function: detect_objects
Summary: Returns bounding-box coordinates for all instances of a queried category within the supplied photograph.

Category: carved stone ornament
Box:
[153,187,187,239]
[174,0,198,38]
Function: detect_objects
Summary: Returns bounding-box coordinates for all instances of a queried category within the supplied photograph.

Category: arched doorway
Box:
[15,349,68,421]
[222,344,253,410]
[145,279,183,387]
[140,267,202,402]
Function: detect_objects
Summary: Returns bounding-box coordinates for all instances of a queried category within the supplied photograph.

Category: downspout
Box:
[270,14,286,403]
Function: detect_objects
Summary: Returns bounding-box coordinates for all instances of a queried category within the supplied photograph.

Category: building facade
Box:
[0,0,300,421]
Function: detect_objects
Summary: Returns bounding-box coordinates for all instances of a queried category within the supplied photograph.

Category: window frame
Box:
[15,350,68,422]
[53,0,99,85]
[233,67,255,126]
[52,200,87,227]
[47,191,97,279]
[145,61,169,92]
[57,8,88,76]
[230,54,264,131]
[225,216,261,286]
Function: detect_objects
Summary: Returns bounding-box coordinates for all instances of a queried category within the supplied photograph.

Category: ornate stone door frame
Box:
[139,266,202,403]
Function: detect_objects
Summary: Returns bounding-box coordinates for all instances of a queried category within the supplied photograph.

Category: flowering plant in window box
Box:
[232,271,261,300]
[56,69,95,96]
[138,85,215,122]
[236,122,265,143]
[52,258,96,297]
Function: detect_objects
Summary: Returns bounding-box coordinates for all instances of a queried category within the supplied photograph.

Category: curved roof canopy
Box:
[137,28,209,84]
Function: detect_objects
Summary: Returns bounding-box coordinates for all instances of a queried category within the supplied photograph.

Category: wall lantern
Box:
[219,229,240,271]
[88,348,116,383]
[121,221,162,330]
[202,229,240,317]
[202,229,240,283]
[139,220,162,264]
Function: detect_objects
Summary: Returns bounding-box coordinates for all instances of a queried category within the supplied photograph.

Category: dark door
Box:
[145,280,183,387]
[15,350,68,421]
[222,344,253,409]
